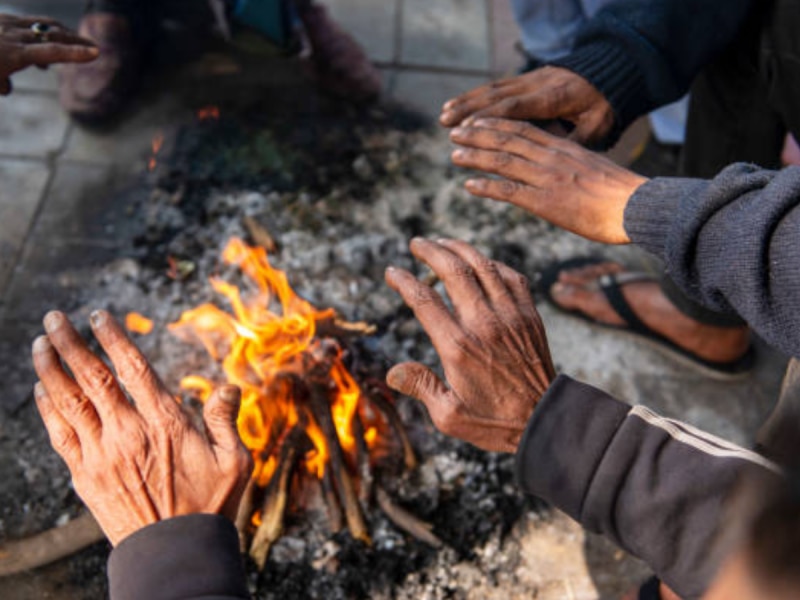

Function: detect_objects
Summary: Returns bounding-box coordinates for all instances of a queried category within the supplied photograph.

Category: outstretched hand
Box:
[31,310,253,546]
[385,239,555,454]
[440,66,615,147]
[0,14,98,95]
[450,118,648,244]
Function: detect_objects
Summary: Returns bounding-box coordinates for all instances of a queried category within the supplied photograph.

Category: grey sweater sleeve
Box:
[516,375,780,599]
[107,514,250,600]
[624,164,800,358]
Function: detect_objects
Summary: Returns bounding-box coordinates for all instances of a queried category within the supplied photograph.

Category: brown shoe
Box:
[298,3,381,102]
[59,13,143,122]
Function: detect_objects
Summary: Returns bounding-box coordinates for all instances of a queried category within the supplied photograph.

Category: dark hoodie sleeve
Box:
[517,375,780,599]
[624,164,800,358]
[549,0,753,143]
[108,514,250,600]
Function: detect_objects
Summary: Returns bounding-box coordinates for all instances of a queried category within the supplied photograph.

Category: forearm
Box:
[624,164,800,357]
[108,514,250,600]
[550,0,752,141]
[516,375,780,599]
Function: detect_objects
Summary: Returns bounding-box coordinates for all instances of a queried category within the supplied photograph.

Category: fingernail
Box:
[43,311,65,332]
[32,335,52,354]
[89,310,107,328]
[551,282,567,297]
[435,238,450,245]
[33,381,45,398]
[219,385,240,404]
[465,178,479,189]
[385,266,396,273]
[452,149,465,160]
[387,368,405,388]
[450,127,465,137]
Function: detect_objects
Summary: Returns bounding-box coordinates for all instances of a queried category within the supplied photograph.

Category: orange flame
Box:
[125,312,154,335]
[169,238,368,487]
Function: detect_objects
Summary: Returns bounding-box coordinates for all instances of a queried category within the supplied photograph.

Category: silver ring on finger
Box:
[30,22,51,43]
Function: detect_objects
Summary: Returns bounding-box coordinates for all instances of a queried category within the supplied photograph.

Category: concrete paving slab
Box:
[392,70,486,121]
[62,95,185,166]
[401,0,490,71]
[0,93,70,158]
[10,64,60,93]
[321,0,398,63]
[0,159,50,295]
[489,0,523,74]
[26,162,140,244]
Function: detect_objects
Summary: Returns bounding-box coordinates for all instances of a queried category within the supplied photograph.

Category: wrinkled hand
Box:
[0,14,98,95]
[450,118,648,244]
[385,239,555,453]
[440,66,615,146]
[31,310,253,546]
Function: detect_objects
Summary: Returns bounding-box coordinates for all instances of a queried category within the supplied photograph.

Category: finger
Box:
[495,262,535,313]
[203,385,245,452]
[89,310,182,421]
[408,238,489,323]
[15,29,98,47]
[471,118,562,147]
[3,15,64,28]
[42,311,133,424]
[452,147,549,188]
[385,265,463,355]
[34,381,82,464]
[434,239,511,306]
[464,176,547,212]
[21,43,99,66]
[450,124,555,164]
[32,335,102,442]
[440,81,522,126]
[386,362,456,427]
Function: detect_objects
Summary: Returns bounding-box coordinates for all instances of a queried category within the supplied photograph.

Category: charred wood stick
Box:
[375,487,442,549]
[350,412,373,507]
[242,216,278,253]
[307,383,371,544]
[250,426,304,570]
[234,479,256,553]
[0,512,104,577]
[369,391,417,471]
[321,469,344,533]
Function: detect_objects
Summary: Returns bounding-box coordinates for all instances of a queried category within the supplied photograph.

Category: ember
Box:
[148,132,165,172]
[196,105,221,121]
[124,312,154,335]
[169,238,435,568]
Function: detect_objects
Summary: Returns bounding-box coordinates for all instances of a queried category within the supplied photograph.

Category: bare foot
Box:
[549,262,750,364]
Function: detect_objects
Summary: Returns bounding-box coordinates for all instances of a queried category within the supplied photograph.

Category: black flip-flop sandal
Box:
[538,257,755,381]
[637,576,662,600]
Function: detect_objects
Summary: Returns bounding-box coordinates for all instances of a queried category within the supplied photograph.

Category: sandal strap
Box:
[598,273,653,337]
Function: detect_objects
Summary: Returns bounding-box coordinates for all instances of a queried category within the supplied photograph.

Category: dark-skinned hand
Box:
[440,66,615,147]
[450,118,648,244]
[31,310,253,546]
[0,14,98,95]
[385,239,555,454]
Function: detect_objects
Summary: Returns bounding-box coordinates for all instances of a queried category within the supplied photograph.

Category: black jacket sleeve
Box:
[516,375,781,600]
[624,164,800,358]
[107,514,250,600]
[549,0,753,142]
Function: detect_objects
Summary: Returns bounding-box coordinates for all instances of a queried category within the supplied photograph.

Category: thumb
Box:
[387,362,449,407]
[203,384,244,451]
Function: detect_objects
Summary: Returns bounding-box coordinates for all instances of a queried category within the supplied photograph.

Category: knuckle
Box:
[492,152,513,167]
[116,351,150,385]
[501,97,521,113]
[410,284,436,307]
[449,258,475,279]
[52,429,78,454]
[499,179,520,197]
[83,364,117,394]
[492,131,514,147]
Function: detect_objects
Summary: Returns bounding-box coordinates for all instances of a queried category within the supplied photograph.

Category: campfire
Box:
[164,237,439,568]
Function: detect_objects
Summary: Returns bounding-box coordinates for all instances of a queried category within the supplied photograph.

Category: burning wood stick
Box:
[321,469,344,533]
[368,389,418,471]
[250,426,304,569]
[0,512,104,577]
[234,479,256,552]
[316,316,377,339]
[375,487,442,549]
[306,383,371,545]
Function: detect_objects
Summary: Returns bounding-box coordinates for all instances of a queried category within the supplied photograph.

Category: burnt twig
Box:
[375,486,442,548]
